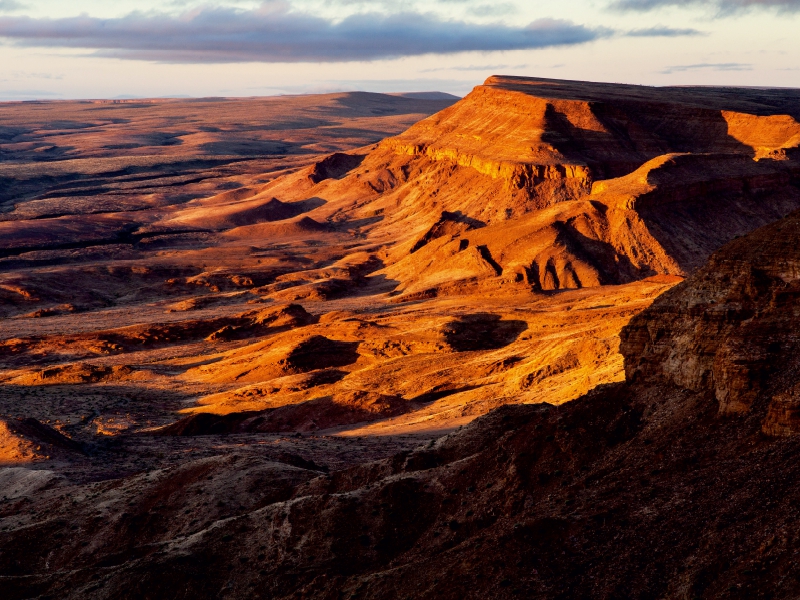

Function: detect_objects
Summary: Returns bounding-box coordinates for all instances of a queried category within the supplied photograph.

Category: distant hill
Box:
[390,91,462,100]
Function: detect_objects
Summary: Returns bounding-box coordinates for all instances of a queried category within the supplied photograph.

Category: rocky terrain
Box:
[7,200,800,600]
[2,77,800,598]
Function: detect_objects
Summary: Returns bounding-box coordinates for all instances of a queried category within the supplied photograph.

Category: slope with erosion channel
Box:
[157,75,800,434]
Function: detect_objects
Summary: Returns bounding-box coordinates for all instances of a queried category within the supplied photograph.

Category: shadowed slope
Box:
[621,208,800,428]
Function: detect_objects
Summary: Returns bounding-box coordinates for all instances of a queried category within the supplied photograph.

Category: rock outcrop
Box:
[621,209,800,433]
[0,417,84,463]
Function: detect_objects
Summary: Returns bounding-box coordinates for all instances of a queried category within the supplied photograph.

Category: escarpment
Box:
[621,209,800,434]
[377,76,800,212]
[242,76,800,296]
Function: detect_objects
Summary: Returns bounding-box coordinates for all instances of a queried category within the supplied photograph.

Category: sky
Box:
[0,0,798,100]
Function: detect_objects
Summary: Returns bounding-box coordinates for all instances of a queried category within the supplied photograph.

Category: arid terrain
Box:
[2,76,800,598]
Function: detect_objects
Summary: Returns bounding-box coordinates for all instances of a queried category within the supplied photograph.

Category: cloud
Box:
[469,3,518,16]
[626,26,704,36]
[610,0,800,13]
[660,62,752,73]
[0,0,25,12]
[420,63,530,72]
[0,5,604,63]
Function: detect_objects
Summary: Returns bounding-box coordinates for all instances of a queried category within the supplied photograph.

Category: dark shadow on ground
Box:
[443,313,528,352]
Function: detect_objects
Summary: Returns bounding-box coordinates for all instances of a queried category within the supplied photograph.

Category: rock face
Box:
[383,76,800,198]
[621,209,800,433]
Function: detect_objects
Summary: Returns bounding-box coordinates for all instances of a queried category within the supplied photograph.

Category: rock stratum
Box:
[2,77,800,598]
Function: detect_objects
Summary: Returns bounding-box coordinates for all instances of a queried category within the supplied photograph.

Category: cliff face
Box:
[370,77,800,223]
[621,209,800,433]
[380,75,800,206]
[386,78,794,187]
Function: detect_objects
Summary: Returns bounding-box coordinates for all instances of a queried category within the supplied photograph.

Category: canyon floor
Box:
[2,77,800,598]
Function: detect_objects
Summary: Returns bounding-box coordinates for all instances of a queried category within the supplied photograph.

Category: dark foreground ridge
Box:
[6,211,800,598]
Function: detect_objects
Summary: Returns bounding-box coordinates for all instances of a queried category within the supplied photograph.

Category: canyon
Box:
[2,76,800,598]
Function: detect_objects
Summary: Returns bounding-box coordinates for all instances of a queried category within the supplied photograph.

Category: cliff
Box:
[621,208,800,434]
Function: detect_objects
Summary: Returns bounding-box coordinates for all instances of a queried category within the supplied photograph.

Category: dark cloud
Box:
[0,5,604,63]
[627,25,703,35]
[611,0,800,13]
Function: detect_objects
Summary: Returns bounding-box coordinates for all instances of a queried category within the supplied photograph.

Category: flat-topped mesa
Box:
[375,84,605,215]
[620,210,800,435]
[246,76,800,297]
[373,76,800,224]
[483,76,800,161]
[503,77,800,155]
[379,84,624,209]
